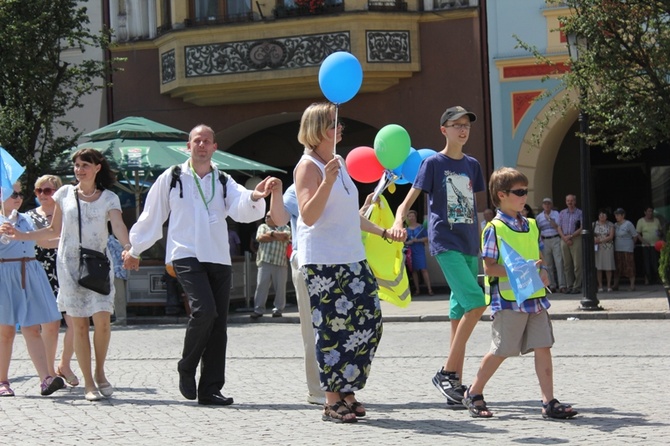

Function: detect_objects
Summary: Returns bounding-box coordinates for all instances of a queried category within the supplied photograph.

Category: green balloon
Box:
[374,124,411,170]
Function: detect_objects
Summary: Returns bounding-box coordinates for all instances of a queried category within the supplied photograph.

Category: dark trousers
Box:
[173,257,231,398]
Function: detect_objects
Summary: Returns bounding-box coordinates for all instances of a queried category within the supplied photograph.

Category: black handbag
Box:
[75,189,111,295]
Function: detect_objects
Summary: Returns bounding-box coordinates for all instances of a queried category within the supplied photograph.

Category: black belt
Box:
[541,235,559,240]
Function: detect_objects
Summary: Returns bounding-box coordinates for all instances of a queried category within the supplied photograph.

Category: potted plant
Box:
[658,227,670,308]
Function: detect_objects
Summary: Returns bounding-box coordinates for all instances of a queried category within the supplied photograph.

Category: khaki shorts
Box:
[490,309,554,357]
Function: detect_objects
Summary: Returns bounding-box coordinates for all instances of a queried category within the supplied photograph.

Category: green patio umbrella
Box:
[52,118,285,218]
[84,116,189,141]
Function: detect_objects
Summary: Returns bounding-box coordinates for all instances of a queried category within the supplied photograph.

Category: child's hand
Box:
[535,260,550,287]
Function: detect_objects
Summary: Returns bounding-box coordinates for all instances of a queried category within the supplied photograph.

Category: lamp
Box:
[567,32,602,311]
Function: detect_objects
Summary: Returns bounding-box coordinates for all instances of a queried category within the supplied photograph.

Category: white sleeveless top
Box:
[296,154,366,267]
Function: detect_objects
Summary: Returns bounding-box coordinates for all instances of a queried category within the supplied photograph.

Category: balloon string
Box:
[333,104,339,157]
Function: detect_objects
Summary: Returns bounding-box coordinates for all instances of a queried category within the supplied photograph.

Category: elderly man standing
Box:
[557,194,583,294]
[535,197,566,293]
[123,124,279,406]
[250,213,291,319]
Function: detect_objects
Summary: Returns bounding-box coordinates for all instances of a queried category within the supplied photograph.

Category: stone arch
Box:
[516,89,578,207]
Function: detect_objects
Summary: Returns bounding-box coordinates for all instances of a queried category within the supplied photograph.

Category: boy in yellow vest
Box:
[462,167,578,419]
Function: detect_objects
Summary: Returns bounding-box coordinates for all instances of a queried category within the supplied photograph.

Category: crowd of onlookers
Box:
[493,197,666,294]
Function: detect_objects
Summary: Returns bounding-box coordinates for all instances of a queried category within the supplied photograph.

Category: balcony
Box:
[109,1,479,106]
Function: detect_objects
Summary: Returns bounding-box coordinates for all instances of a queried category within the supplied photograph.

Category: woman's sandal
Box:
[542,399,578,419]
[462,388,493,418]
[322,401,358,423]
[0,381,15,397]
[343,400,366,417]
[57,366,79,387]
[341,391,366,417]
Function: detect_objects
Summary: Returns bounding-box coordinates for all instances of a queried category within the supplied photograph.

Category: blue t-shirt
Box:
[413,152,485,257]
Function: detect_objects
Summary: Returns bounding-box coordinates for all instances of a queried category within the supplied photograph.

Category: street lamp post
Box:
[567,32,601,311]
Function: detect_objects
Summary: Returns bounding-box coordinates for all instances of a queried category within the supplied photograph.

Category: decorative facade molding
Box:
[511,90,543,134]
[161,49,176,84]
[366,31,411,63]
[184,32,351,77]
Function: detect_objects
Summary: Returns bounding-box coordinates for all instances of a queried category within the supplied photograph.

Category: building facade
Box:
[486,0,669,222]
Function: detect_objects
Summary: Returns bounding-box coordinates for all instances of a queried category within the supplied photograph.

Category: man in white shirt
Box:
[123,124,278,406]
[536,197,566,293]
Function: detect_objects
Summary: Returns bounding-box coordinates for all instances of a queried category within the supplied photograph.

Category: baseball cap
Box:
[614,208,625,215]
[542,197,552,203]
[440,106,477,126]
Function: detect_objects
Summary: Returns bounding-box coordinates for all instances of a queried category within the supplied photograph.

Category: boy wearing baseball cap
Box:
[391,105,486,407]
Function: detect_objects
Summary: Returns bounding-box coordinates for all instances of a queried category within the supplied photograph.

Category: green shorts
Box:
[434,250,487,320]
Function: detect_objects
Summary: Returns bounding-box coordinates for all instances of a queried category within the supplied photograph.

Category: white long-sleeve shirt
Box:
[129,162,265,265]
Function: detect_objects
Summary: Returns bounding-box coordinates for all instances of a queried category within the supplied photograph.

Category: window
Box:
[190,0,251,22]
[110,0,157,42]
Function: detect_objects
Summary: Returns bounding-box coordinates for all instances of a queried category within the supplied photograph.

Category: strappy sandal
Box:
[0,381,15,397]
[342,391,366,417]
[542,398,578,419]
[462,388,493,418]
[322,401,358,423]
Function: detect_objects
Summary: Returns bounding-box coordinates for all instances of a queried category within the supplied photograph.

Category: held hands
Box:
[252,177,283,201]
[382,227,406,243]
[0,222,23,240]
[122,250,140,271]
[388,223,407,242]
[0,222,12,235]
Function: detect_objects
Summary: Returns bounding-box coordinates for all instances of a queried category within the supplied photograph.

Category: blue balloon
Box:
[401,148,422,183]
[318,52,363,104]
[391,165,409,185]
[417,148,436,161]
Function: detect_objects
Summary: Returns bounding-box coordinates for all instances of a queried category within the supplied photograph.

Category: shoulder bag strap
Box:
[74,187,82,248]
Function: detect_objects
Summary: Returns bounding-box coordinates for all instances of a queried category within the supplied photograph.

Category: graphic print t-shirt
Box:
[413,152,485,257]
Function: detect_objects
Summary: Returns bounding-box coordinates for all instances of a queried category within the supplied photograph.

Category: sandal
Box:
[322,401,358,423]
[0,380,14,397]
[462,387,493,418]
[57,366,79,387]
[341,392,366,417]
[542,398,578,419]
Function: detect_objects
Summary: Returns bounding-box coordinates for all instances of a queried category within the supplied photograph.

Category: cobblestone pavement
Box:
[1,319,668,445]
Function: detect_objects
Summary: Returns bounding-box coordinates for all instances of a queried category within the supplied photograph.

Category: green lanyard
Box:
[190,164,216,211]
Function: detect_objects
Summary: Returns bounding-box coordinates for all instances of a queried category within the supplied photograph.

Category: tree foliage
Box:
[520,0,670,159]
[0,0,118,200]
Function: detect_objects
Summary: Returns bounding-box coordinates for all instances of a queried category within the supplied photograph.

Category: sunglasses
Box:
[505,189,528,197]
[10,191,24,199]
[330,120,344,130]
[34,187,56,196]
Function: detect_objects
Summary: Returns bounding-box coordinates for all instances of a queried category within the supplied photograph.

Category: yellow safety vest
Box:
[362,195,411,308]
[483,218,546,304]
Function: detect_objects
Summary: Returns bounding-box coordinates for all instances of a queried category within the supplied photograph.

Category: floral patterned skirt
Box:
[302,260,383,393]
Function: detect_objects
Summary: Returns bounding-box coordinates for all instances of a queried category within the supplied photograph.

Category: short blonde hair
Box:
[297,102,336,150]
[35,174,63,189]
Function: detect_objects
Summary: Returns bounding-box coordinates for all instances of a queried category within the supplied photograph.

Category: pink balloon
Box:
[346,146,385,183]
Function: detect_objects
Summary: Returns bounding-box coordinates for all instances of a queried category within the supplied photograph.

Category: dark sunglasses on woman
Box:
[34,187,55,196]
[10,191,24,199]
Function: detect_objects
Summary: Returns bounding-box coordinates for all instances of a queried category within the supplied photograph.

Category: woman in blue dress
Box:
[405,210,434,295]
[0,183,64,397]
